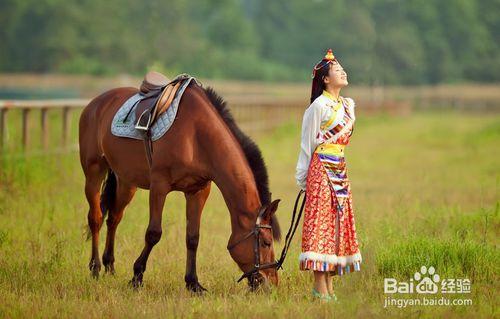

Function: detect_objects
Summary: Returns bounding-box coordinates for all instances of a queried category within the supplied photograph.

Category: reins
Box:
[275,189,306,270]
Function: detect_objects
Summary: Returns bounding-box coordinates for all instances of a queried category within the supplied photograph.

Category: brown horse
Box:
[78,81,282,292]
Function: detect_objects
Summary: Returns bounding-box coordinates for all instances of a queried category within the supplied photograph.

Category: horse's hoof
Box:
[186,281,208,295]
[129,275,143,289]
[89,261,101,279]
[104,264,115,275]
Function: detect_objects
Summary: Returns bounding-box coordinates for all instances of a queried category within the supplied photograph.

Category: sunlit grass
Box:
[0,110,498,318]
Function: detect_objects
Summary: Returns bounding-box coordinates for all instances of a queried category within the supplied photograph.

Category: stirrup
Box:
[135,109,152,131]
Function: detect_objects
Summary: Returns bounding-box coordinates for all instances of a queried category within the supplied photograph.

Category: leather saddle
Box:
[126,71,190,168]
[134,71,185,131]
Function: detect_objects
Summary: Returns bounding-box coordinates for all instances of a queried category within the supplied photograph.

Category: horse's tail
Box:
[100,169,117,219]
[85,169,117,240]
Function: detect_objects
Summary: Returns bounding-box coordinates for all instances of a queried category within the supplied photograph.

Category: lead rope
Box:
[276,189,307,270]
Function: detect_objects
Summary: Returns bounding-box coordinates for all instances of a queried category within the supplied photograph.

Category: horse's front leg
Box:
[129,181,169,288]
[184,182,211,294]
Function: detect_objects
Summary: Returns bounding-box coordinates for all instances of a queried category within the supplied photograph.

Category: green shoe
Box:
[312,288,332,302]
[329,292,339,303]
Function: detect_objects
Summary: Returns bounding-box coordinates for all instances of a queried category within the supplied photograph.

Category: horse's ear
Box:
[263,199,280,220]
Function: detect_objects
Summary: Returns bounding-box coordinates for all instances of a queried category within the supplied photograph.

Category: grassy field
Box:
[0,109,498,318]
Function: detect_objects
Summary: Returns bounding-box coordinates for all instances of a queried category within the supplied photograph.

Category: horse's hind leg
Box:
[184,182,211,294]
[84,160,108,279]
[102,180,137,274]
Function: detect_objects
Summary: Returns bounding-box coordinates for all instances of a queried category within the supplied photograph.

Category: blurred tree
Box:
[0,0,498,83]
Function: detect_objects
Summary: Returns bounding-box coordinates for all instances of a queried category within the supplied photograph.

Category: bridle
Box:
[226,190,307,286]
[226,207,276,285]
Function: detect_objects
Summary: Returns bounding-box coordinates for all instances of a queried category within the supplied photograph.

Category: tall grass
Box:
[0,110,498,318]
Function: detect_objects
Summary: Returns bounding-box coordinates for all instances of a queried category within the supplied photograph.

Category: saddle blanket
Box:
[111,76,197,141]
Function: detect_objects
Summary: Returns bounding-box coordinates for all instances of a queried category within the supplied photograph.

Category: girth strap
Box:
[142,130,153,169]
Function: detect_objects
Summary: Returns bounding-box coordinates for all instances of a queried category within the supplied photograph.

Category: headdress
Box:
[311,49,338,78]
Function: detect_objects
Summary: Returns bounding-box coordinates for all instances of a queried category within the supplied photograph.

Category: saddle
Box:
[134,71,184,131]
[131,71,190,167]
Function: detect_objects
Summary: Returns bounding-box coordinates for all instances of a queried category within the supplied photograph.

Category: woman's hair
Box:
[310,62,332,104]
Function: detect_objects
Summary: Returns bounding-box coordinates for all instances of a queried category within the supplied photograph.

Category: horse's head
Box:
[227,199,281,290]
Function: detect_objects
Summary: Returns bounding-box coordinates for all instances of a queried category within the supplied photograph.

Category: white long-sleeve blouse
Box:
[295,93,356,190]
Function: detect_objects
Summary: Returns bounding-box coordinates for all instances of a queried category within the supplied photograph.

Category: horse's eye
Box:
[261,240,271,248]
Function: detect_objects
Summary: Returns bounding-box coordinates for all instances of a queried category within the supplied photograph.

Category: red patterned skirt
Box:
[299,150,362,275]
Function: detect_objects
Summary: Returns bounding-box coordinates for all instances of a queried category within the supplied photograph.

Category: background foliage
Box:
[0,0,498,84]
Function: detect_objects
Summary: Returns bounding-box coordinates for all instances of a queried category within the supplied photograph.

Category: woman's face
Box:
[324,62,348,88]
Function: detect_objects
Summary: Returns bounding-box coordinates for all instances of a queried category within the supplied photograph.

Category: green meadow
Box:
[0,109,498,318]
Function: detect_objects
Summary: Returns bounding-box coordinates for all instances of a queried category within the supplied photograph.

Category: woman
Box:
[295,49,362,302]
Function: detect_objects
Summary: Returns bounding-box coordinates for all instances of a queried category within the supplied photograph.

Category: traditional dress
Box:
[295,90,362,275]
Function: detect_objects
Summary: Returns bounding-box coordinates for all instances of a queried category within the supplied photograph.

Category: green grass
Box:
[0,110,499,318]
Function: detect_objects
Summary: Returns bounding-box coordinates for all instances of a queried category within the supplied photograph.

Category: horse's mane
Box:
[202,86,281,241]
